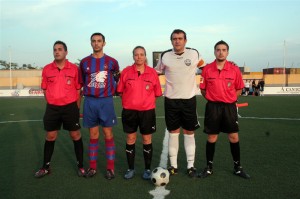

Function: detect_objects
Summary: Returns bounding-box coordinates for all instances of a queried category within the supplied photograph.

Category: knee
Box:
[70,131,81,140]
[46,131,57,141]
[102,128,113,139]
[142,135,152,145]
[90,131,99,139]
[228,133,239,143]
[127,134,136,145]
[207,135,218,143]
[104,132,113,140]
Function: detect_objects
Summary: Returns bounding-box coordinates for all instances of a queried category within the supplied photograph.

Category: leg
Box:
[89,126,99,170]
[206,134,218,167]
[164,97,180,174]
[228,132,240,165]
[198,134,218,178]
[70,130,85,176]
[142,134,152,170]
[124,133,137,179]
[85,126,99,177]
[168,129,180,174]
[141,134,152,180]
[35,131,57,178]
[183,129,197,178]
[126,132,136,170]
[183,129,196,169]
[103,126,115,180]
[228,133,250,179]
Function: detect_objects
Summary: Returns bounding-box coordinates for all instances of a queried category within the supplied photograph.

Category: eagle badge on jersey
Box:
[95,71,108,83]
[184,59,191,66]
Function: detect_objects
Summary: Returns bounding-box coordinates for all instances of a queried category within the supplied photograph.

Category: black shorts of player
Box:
[122,108,156,135]
[43,101,81,132]
[164,96,200,131]
[203,101,239,134]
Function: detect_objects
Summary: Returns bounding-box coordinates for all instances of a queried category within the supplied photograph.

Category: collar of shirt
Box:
[213,60,231,71]
[131,63,150,74]
[89,53,106,59]
[50,59,71,70]
[172,48,185,56]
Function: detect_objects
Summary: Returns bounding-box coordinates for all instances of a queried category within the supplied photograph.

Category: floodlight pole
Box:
[283,40,286,68]
[283,40,287,87]
[9,46,12,89]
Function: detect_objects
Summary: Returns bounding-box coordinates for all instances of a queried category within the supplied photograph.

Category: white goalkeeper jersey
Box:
[155,48,205,99]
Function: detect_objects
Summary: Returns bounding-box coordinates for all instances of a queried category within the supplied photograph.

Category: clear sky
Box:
[1,0,300,71]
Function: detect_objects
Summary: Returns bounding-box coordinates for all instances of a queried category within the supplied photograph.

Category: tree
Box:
[0,60,18,70]
[0,60,40,70]
[27,64,36,69]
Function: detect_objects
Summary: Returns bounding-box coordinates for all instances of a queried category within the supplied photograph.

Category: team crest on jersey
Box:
[227,82,232,87]
[88,71,107,88]
[104,64,108,70]
[184,59,191,66]
[67,79,71,85]
[145,84,150,90]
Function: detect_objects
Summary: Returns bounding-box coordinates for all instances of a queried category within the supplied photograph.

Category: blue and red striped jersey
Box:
[80,54,120,98]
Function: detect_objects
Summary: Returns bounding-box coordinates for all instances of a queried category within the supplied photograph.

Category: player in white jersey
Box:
[155,29,205,178]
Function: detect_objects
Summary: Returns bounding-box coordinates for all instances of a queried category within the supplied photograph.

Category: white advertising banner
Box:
[264,87,300,95]
[0,88,44,97]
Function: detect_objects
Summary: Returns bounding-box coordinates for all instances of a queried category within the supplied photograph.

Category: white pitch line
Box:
[149,128,170,199]
[1,116,300,124]
[238,116,300,121]
[0,119,42,124]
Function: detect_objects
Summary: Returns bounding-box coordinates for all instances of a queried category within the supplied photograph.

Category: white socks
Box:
[168,133,179,168]
[168,133,196,169]
[184,134,195,169]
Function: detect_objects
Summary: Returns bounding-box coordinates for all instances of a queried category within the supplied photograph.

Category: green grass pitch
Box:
[0,96,299,199]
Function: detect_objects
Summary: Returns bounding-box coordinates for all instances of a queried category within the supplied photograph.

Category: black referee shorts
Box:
[43,102,80,132]
[203,101,239,134]
[122,108,156,135]
[164,96,200,131]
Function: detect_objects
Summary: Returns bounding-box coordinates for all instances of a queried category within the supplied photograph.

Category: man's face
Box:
[171,33,187,53]
[91,35,106,53]
[214,44,229,62]
[53,44,67,61]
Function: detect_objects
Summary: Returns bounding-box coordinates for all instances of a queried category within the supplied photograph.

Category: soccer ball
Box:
[151,167,170,186]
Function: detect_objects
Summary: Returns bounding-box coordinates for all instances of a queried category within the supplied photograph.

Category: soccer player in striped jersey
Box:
[80,32,120,180]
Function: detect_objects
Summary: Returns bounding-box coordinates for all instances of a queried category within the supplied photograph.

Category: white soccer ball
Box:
[151,167,170,186]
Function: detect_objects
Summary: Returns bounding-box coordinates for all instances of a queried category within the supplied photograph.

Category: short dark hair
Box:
[53,40,67,51]
[132,46,146,56]
[170,29,187,40]
[90,32,105,42]
[214,40,229,51]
